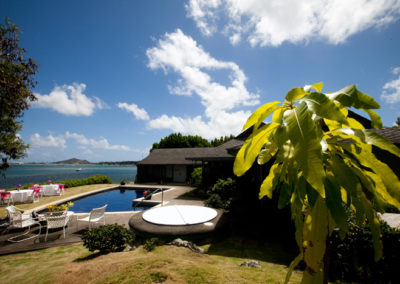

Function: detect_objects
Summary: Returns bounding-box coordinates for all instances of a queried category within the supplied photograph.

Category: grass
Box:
[0,238,302,283]
[0,184,118,218]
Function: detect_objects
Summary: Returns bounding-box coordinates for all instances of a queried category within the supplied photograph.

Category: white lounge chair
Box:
[44,211,71,242]
[77,204,107,230]
[5,206,41,242]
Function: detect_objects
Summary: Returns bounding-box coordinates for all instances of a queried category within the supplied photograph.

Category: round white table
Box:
[40,184,60,196]
[142,205,218,226]
[9,189,34,203]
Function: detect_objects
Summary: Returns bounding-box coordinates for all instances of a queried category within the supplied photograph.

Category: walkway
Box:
[0,185,201,255]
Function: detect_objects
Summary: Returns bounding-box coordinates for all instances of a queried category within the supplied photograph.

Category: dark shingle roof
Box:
[137,148,204,165]
[372,127,400,145]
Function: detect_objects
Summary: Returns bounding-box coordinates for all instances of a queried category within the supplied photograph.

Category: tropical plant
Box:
[190,167,202,187]
[233,82,400,283]
[46,201,74,212]
[82,224,135,253]
[0,18,38,173]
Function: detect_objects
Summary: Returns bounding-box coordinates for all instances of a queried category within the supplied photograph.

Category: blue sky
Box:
[2,0,400,163]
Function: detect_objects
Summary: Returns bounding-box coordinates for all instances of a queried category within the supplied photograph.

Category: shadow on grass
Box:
[73,251,107,262]
[205,235,298,266]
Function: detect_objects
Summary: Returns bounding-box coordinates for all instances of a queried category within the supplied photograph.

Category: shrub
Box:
[120,178,126,185]
[6,174,113,190]
[191,167,202,187]
[328,220,400,283]
[82,224,135,253]
[143,237,159,252]
[205,178,236,209]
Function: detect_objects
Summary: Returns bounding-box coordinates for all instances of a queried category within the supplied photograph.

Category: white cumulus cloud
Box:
[32,83,108,116]
[381,67,400,104]
[186,0,400,46]
[30,131,131,151]
[117,102,150,120]
[30,133,67,150]
[146,29,259,139]
[64,131,131,151]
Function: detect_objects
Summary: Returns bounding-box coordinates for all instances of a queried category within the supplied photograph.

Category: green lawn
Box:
[0,238,302,283]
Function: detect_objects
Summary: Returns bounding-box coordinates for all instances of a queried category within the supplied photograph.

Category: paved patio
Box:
[0,185,205,255]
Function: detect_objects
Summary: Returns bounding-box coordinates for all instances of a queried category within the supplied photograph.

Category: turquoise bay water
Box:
[0,164,137,189]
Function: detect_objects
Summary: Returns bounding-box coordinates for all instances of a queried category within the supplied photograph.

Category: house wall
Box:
[137,164,194,184]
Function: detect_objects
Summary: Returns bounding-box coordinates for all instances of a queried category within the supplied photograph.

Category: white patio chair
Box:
[44,211,71,242]
[5,206,41,242]
[77,204,107,230]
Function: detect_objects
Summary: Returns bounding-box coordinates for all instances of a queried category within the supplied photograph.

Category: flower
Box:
[17,184,21,188]
[46,201,74,212]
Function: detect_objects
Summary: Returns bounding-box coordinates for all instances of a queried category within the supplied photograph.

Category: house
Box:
[136,111,400,185]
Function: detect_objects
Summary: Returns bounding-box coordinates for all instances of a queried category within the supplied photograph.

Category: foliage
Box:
[120,178,126,185]
[0,18,38,172]
[205,178,236,210]
[46,201,74,212]
[394,116,400,128]
[150,133,234,151]
[143,237,159,252]
[210,135,236,147]
[234,82,400,283]
[190,167,202,187]
[5,174,112,190]
[82,224,135,253]
[328,220,400,282]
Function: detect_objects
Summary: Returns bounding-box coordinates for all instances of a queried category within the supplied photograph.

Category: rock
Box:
[239,260,261,268]
[123,245,134,252]
[168,238,204,254]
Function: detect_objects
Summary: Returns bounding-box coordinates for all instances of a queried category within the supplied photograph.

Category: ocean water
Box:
[0,164,137,189]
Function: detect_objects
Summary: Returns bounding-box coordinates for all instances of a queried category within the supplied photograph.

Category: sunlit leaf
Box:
[284,102,325,197]
[259,163,281,199]
[242,102,281,131]
[324,175,349,232]
[272,107,285,123]
[285,87,307,103]
[362,109,382,129]
[327,84,380,109]
[358,129,400,158]
[302,92,347,124]
[234,123,279,177]
[311,82,323,92]
[303,197,329,273]
[257,142,278,165]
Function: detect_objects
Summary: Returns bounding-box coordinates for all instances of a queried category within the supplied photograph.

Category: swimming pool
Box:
[58,187,160,213]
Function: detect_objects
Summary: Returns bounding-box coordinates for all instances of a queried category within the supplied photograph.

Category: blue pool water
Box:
[66,188,157,213]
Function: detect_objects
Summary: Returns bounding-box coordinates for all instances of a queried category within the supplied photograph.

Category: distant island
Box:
[53,158,91,164]
[51,158,137,165]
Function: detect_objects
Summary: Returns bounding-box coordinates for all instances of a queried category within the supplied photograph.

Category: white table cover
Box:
[142,205,218,225]
[9,189,34,203]
[41,184,60,196]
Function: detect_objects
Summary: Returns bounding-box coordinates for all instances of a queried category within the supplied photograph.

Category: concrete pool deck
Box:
[0,185,208,255]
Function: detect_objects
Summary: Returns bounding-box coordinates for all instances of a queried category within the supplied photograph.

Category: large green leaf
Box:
[362,109,382,129]
[302,92,347,124]
[257,142,278,165]
[327,84,380,109]
[284,102,325,197]
[357,129,400,158]
[285,87,307,103]
[303,197,329,274]
[259,163,281,199]
[324,175,349,232]
[242,102,281,131]
[278,182,293,209]
[355,147,400,202]
[234,123,279,177]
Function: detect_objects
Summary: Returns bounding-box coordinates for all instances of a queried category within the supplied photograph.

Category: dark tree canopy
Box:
[150,133,234,151]
[0,18,38,171]
[394,116,400,128]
